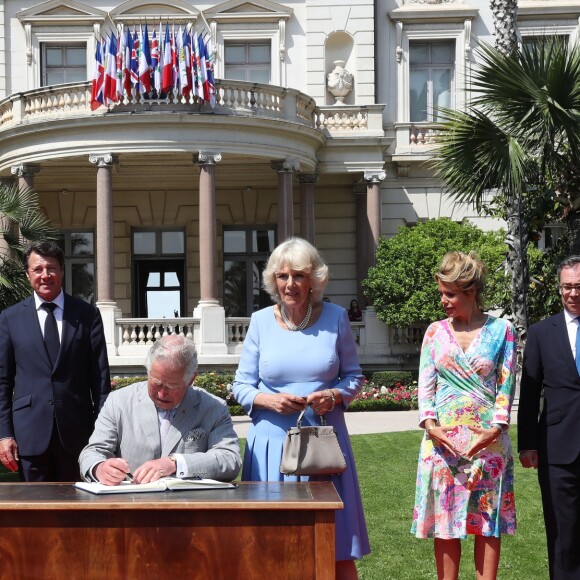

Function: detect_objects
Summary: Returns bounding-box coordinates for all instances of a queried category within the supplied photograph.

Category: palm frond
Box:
[0,182,58,310]
[432,107,530,207]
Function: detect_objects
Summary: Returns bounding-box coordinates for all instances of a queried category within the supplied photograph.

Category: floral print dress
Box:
[411,316,517,539]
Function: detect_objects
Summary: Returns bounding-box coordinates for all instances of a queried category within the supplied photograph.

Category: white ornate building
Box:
[0,0,578,372]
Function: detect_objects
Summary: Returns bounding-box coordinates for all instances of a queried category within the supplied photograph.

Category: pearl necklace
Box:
[280,302,313,331]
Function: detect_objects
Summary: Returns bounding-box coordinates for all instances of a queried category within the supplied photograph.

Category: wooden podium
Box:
[0,481,342,580]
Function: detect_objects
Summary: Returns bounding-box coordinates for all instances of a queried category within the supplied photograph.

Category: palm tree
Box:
[490,0,519,56]
[432,37,580,341]
[0,181,58,311]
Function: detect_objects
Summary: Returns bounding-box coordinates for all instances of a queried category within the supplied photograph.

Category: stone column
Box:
[0,177,15,261]
[193,151,227,355]
[10,163,40,249]
[354,182,368,306]
[11,163,40,192]
[299,172,318,244]
[195,151,221,306]
[89,154,117,303]
[89,153,121,355]
[363,171,386,264]
[271,159,299,242]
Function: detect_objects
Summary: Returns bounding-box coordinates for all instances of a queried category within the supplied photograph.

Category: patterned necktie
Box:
[42,302,60,366]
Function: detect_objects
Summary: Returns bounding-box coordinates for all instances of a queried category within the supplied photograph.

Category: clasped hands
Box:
[260,391,336,416]
[95,456,176,486]
[427,424,501,459]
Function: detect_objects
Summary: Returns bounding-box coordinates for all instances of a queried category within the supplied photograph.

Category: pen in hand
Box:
[124,472,135,483]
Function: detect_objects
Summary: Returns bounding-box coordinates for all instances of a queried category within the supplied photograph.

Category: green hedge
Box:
[348,398,416,412]
[111,373,418,414]
[368,371,415,388]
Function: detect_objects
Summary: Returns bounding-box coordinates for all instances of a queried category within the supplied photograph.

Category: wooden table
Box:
[0,481,342,580]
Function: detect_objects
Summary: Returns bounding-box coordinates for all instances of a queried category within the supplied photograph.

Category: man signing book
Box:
[79,334,241,485]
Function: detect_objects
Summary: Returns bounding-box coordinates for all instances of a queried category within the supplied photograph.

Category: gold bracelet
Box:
[327,389,336,413]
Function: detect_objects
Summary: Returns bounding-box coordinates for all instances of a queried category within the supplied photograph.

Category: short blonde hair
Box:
[263,237,329,304]
[435,251,486,308]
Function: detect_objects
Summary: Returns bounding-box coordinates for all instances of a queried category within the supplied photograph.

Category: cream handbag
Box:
[280,407,347,476]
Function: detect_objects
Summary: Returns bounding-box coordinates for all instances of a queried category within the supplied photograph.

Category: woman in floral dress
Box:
[411,251,517,580]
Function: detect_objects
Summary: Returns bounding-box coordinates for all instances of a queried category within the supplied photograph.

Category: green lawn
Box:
[0,430,547,579]
[352,430,548,580]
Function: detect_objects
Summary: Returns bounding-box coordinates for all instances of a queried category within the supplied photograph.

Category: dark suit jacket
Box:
[0,293,110,458]
[518,311,580,464]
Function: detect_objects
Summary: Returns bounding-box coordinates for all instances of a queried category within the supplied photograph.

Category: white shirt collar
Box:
[34,290,65,311]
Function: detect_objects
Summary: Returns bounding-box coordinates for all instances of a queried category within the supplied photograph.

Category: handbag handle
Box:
[296,405,327,428]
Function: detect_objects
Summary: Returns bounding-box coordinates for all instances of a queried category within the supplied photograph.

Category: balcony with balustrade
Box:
[0,78,386,174]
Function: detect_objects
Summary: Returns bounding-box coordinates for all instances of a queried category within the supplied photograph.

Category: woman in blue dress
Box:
[233,237,370,580]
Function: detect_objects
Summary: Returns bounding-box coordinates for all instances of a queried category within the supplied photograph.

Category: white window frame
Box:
[17,1,106,92]
[205,0,292,88]
[396,24,467,124]
[28,28,95,90]
[216,25,282,86]
[518,1,580,43]
[224,39,272,83]
[409,39,455,123]
[40,41,88,87]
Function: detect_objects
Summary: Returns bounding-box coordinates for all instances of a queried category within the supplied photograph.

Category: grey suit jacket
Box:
[79,382,241,481]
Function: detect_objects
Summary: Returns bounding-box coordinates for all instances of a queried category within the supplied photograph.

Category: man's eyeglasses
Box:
[559,284,580,294]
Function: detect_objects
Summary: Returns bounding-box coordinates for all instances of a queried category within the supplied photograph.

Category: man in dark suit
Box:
[519,255,580,579]
[0,240,110,481]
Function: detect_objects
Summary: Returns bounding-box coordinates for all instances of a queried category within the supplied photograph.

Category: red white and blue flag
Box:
[130,29,140,91]
[90,21,217,108]
[161,23,173,93]
[103,34,118,105]
[138,23,152,94]
[123,26,133,95]
[205,35,216,107]
[90,38,104,110]
[197,32,208,102]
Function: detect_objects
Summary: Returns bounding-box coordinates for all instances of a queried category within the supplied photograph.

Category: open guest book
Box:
[74,477,237,495]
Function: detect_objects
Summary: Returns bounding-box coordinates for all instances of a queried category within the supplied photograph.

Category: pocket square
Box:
[186,428,207,442]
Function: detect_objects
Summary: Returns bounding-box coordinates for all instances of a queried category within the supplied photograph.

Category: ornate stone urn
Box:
[327,60,353,104]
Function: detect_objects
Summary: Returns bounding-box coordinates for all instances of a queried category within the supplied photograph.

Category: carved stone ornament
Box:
[327,60,354,105]
[89,153,118,167]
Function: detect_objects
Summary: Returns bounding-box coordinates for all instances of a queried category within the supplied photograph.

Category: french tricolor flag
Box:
[103,34,118,105]
[90,38,104,110]
[138,23,151,94]
[161,23,173,93]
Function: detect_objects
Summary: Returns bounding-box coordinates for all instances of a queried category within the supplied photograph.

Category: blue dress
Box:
[233,302,371,561]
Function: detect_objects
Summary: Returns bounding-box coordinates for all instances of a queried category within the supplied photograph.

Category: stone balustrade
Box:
[226,318,250,347]
[0,80,384,139]
[390,324,428,354]
[112,315,423,371]
[117,318,198,353]
[409,123,441,146]
[315,104,385,136]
